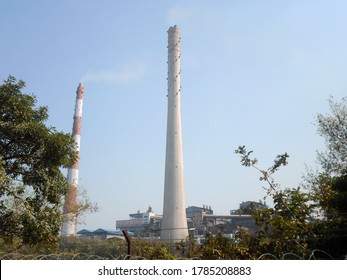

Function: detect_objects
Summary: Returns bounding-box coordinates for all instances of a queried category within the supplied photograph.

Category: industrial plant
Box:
[115,205,258,242]
[61,25,259,242]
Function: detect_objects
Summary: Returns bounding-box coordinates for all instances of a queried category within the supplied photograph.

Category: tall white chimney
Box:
[161,25,188,242]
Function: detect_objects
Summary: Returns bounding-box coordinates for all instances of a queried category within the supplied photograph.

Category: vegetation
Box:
[58,237,126,258]
[305,96,347,258]
[234,146,315,259]
[230,96,347,259]
[235,201,267,215]
[193,96,347,260]
[0,76,76,251]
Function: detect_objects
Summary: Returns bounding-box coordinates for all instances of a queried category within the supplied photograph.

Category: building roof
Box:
[77,229,92,234]
[77,228,134,236]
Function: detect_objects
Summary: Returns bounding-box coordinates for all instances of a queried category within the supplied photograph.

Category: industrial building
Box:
[116,205,257,239]
[77,228,127,240]
[65,27,260,242]
[116,206,162,236]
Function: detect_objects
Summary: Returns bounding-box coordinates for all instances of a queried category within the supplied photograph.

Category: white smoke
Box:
[81,61,145,84]
[166,4,215,27]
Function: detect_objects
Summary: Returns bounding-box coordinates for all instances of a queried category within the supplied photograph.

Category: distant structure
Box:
[61,82,84,236]
[116,206,162,235]
[77,228,128,240]
[160,25,189,242]
[230,200,268,215]
[115,205,258,239]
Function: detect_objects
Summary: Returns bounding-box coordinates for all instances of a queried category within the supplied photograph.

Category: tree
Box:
[236,201,268,215]
[307,96,347,258]
[132,239,176,260]
[235,146,315,259]
[0,76,76,251]
[316,96,347,176]
[308,174,347,259]
[232,97,347,259]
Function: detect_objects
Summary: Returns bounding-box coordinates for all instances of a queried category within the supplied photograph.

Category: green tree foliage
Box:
[235,146,315,258]
[193,231,257,260]
[196,232,234,259]
[132,239,176,259]
[58,237,126,259]
[232,97,347,259]
[309,175,347,259]
[287,97,347,259]
[0,76,76,251]
[316,97,347,175]
[236,201,267,215]
[305,97,347,258]
[63,186,99,227]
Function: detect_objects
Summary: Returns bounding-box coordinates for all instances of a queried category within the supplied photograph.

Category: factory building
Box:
[76,228,126,240]
[116,205,257,239]
[116,206,162,235]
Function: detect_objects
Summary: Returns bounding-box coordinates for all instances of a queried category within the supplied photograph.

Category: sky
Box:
[1,0,347,230]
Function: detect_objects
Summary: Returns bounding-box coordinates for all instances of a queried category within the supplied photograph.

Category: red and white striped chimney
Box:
[61,82,84,236]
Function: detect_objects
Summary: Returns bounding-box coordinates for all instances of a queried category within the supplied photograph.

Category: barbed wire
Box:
[0,252,112,260]
[1,249,343,260]
[257,249,340,260]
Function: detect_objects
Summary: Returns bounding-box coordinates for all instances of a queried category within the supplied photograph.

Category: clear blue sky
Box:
[1,0,347,230]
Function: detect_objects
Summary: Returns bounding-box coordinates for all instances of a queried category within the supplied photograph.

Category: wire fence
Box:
[256,249,336,260]
[1,249,342,260]
[0,252,144,260]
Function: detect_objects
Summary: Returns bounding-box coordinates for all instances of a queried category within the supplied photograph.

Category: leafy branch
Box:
[235,146,311,254]
[235,145,289,196]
